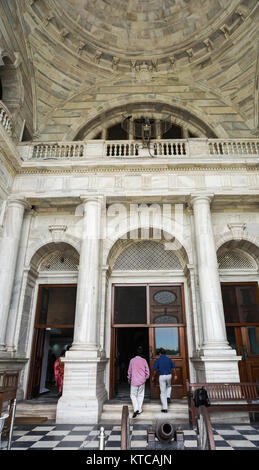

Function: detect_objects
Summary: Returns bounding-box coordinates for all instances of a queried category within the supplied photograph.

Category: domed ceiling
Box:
[52,0,236,56]
[0,0,258,140]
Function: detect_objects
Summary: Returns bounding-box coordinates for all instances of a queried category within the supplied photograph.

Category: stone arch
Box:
[216,238,259,269]
[215,228,259,251]
[72,100,218,141]
[25,234,80,269]
[17,240,80,360]
[30,241,80,272]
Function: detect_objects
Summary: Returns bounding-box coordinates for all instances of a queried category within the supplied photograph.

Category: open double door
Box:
[110,284,189,400]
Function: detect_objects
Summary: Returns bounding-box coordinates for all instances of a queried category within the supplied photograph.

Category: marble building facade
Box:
[0,0,259,423]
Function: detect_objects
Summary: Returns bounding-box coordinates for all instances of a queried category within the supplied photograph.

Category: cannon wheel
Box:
[121,405,131,450]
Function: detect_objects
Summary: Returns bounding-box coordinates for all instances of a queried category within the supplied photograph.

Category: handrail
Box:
[196,405,216,450]
[121,405,131,450]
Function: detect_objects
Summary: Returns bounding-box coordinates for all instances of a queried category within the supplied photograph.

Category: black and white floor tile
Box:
[2,422,259,451]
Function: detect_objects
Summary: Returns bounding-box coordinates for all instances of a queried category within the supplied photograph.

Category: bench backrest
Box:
[0,372,19,391]
[186,381,259,401]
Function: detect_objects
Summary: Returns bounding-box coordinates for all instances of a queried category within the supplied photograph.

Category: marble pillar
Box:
[190,194,241,382]
[5,209,35,353]
[0,196,30,352]
[56,196,108,424]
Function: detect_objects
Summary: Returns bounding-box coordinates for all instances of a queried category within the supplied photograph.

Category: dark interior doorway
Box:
[115,327,150,399]
[40,328,74,396]
[27,284,76,399]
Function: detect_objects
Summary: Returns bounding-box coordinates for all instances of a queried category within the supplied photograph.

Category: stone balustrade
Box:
[209,139,259,155]
[18,138,259,161]
[31,142,85,159]
[0,100,13,136]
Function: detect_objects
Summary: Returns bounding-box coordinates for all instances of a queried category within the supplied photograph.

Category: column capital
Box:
[7,196,31,212]
[188,193,214,207]
[80,194,106,205]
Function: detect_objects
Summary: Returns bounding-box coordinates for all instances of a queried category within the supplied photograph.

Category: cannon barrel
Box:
[155,421,174,442]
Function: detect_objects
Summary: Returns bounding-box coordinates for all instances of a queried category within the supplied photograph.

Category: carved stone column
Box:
[0,196,30,351]
[56,196,108,424]
[190,194,240,382]
[5,209,35,352]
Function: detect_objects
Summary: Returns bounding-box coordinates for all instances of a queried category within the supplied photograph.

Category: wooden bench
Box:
[0,371,19,436]
[186,380,259,427]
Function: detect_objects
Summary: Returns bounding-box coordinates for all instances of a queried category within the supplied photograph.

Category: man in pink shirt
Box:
[127,346,150,418]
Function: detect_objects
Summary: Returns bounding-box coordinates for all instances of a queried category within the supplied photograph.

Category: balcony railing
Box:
[105,140,187,157]
[30,142,85,159]
[209,139,259,156]
[19,138,259,162]
[0,101,13,136]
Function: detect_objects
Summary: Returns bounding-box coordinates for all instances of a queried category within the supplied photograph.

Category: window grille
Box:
[218,249,257,270]
[39,250,79,271]
[113,241,182,270]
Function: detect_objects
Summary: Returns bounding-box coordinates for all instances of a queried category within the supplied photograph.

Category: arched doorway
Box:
[218,240,259,383]
[107,237,190,400]
[26,243,79,399]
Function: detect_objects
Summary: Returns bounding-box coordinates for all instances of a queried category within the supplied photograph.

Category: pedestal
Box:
[56,350,108,424]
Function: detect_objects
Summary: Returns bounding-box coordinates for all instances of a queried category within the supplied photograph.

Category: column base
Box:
[56,350,108,424]
[192,348,242,383]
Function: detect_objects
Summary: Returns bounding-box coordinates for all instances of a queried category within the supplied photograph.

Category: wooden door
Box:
[110,327,118,399]
[27,287,49,398]
[110,283,189,399]
[222,282,259,383]
[28,328,45,398]
[148,285,188,399]
[149,327,188,398]
[27,285,76,399]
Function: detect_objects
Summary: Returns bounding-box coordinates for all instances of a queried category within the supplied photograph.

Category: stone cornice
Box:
[16,163,259,176]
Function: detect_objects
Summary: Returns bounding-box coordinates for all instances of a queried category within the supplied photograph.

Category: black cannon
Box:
[146,421,184,450]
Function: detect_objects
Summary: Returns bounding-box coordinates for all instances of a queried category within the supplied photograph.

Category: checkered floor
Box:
[2,422,259,450]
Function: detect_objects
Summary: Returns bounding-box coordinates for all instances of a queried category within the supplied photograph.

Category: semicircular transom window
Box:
[39,250,79,272]
[113,241,182,270]
[218,249,257,270]
[154,291,176,304]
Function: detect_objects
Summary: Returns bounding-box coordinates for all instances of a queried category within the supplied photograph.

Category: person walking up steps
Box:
[128,346,150,419]
[152,347,177,413]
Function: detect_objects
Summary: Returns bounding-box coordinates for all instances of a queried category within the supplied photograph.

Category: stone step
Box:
[15,402,57,420]
[100,401,189,424]
[15,400,189,424]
